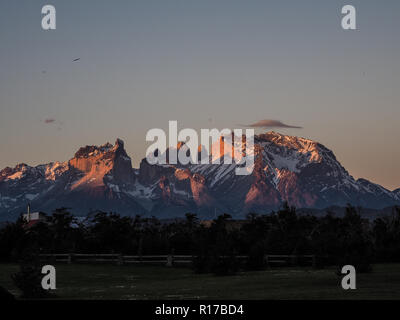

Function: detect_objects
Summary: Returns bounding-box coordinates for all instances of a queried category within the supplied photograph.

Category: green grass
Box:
[0,263,399,300]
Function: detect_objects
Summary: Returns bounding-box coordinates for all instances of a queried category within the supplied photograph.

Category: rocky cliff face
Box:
[0,133,399,220]
[68,138,135,190]
[0,139,144,219]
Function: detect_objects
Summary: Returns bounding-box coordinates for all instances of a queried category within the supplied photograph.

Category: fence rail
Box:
[38,253,318,268]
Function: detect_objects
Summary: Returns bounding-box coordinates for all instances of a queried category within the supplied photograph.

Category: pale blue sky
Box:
[0,0,399,189]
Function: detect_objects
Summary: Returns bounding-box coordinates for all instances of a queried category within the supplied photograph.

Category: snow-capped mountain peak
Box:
[0,133,398,220]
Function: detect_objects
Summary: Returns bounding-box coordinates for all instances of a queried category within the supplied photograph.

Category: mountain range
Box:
[0,132,399,220]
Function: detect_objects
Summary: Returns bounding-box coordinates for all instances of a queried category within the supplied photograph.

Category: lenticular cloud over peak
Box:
[243,119,302,129]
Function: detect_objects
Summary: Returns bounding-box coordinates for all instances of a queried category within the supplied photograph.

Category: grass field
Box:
[0,263,399,300]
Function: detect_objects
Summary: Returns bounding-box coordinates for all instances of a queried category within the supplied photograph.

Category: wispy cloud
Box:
[242,119,302,129]
[44,118,56,124]
[43,118,64,131]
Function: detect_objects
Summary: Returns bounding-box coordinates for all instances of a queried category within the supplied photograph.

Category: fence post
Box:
[166,254,173,267]
[68,253,72,264]
[264,255,270,269]
[312,255,316,268]
[117,254,123,266]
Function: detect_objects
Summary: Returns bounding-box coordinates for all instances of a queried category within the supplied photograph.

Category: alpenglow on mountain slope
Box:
[0,132,399,220]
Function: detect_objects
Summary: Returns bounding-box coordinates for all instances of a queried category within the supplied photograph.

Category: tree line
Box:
[1,204,400,274]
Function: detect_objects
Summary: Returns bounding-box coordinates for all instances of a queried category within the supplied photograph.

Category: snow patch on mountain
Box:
[25,193,39,201]
[393,188,400,200]
[269,153,300,172]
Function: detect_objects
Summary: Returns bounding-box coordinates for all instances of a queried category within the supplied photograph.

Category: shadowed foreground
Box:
[0,263,399,300]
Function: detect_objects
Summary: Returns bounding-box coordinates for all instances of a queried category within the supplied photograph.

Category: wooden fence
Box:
[39,253,317,268]
[264,254,316,268]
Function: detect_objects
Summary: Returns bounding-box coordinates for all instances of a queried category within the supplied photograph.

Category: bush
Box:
[192,255,210,274]
[336,252,373,274]
[0,286,15,300]
[11,253,50,299]
[193,253,240,276]
[245,242,265,271]
[211,255,239,276]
